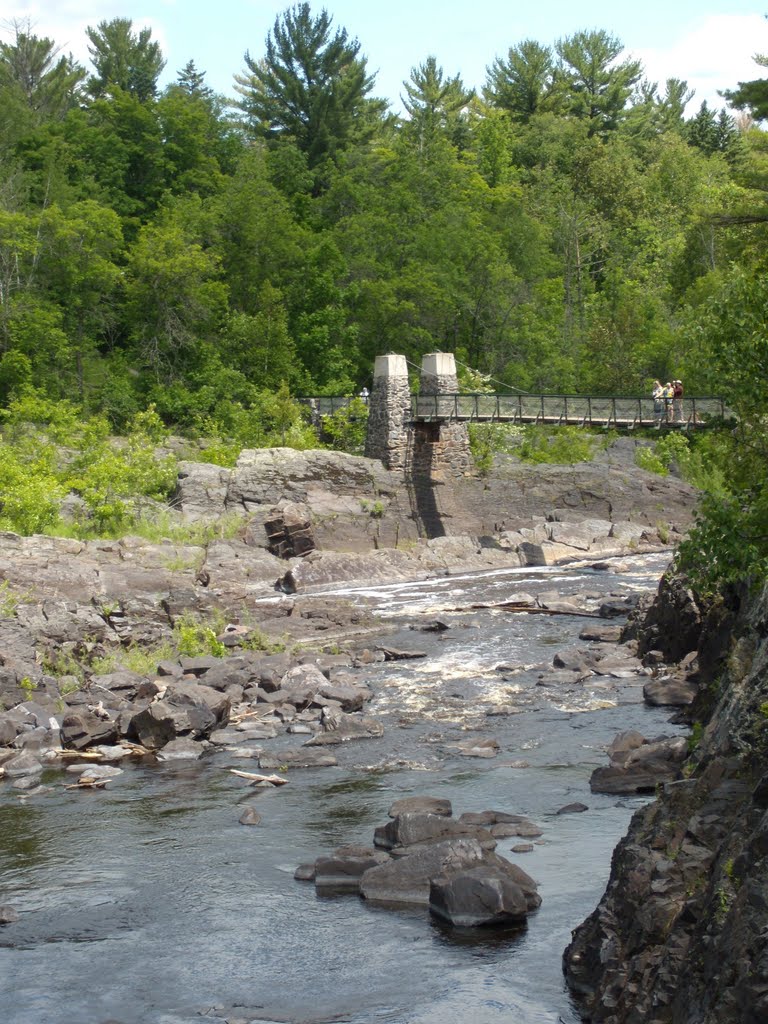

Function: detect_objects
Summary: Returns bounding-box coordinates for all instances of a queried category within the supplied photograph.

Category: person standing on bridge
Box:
[673,380,684,422]
[652,380,665,426]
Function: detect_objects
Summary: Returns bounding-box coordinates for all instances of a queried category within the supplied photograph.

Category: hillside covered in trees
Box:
[0,4,767,585]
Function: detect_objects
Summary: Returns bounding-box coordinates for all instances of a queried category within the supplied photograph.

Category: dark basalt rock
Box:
[373,813,496,852]
[590,734,688,794]
[0,905,20,925]
[360,838,486,906]
[60,712,118,751]
[314,846,389,893]
[643,675,698,707]
[388,796,452,818]
[125,682,229,750]
[429,865,529,928]
[565,575,768,1024]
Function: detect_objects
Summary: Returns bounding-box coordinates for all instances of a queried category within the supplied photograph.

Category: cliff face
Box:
[564,580,768,1024]
[175,443,698,547]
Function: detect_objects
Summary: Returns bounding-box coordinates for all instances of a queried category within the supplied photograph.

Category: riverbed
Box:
[0,553,685,1024]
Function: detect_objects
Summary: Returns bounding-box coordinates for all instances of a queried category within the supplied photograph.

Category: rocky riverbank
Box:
[563,574,768,1024]
[0,441,698,764]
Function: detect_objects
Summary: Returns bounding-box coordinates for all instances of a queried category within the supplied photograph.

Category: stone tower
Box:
[364,353,411,470]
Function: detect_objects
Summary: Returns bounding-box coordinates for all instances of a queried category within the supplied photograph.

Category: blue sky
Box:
[5,2,767,115]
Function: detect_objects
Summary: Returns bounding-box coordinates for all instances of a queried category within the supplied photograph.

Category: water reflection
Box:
[0,553,680,1024]
[0,804,46,867]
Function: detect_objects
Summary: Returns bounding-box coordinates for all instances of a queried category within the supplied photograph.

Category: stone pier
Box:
[413,353,473,476]
[364,353,412,470]
[364,352,472,477]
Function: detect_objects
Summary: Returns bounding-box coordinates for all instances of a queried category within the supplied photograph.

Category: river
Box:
[0,553,685,1024]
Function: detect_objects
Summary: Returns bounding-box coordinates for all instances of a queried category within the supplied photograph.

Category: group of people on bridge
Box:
[652,379,684,425]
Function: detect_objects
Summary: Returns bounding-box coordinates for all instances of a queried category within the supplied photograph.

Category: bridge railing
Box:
[297,396,358,417]
[296,394,732,428]
[410,393,731,427]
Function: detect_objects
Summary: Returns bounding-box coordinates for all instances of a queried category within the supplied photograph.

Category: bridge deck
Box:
[302,394,730,429]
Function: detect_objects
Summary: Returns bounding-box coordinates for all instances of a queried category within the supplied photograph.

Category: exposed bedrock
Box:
[564,576,768,1024]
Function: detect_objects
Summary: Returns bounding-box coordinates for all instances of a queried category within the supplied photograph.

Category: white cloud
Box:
[631,13,768,113]
[2,3,169,71]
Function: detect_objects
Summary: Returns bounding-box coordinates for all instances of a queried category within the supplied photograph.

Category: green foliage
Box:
[676,265,768,591]
[174,613,226,658]
[0,392,179,537]
[321,397,368,455]
[516,425,596,464]
[468,423,525,475]
[90,641,176,677]
[240,626,286,654]
[635,434,692,476]
[85,18,165,102]
[67,408,177,533]
[0,12,764,556]
[233,3,384,171]
[635,445,667,475]
[0,580,28,617]
[18,676,37,698]
[0,432,66,534]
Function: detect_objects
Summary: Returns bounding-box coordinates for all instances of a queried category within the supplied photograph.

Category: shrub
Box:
[517,425,595,464]
[636,446,668,475]
[321,397,368,455]
[0,440,66,534]
[468,423,525,475]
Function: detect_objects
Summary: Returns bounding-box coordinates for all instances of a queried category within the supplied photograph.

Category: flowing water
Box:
[0,554,685,1024]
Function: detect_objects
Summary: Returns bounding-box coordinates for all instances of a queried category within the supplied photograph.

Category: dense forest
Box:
[0,5,766,584]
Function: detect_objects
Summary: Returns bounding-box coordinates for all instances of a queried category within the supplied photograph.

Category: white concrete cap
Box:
[421,352,457,376]
[373,354,408,379]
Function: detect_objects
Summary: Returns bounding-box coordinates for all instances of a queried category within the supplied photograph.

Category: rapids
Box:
[0,554,685,1024]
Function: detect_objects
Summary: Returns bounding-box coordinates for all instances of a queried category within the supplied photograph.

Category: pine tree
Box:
[86,18,166,102]
[555,30,642,136]
[176,60,213,100]
[233,3,385,168]
[484,39,555,122]
[401,56,474,150]
[0,23,85,122]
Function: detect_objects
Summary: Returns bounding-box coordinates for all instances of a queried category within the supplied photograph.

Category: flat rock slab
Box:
[454,738,500,758]
[304,715,384,746]
[374,813,496,852]
[579,625,623,642]
[156,738,206,761]
[314,846,390,892]
[258,749,337,769]
[643,678,698,706]
[389,796,452,819]
[360,838,486,906]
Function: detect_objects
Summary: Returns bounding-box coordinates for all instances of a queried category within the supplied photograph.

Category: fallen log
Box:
[226,769,288,786]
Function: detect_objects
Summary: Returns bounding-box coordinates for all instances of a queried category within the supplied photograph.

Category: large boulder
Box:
[360,838,486,906]
[429,865,529,928]
[388,796,452,818]
[126,682,229,750]
[61,711,118,750]
[590,734,688,794]
[628,572,705,662]
[373,813,496,851]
